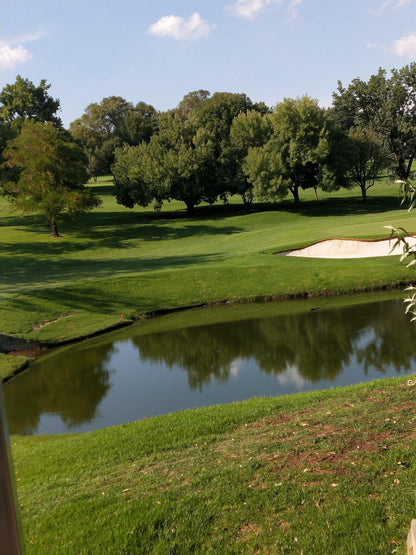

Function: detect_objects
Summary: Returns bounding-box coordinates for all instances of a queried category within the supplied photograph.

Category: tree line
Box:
[0,64,415,234]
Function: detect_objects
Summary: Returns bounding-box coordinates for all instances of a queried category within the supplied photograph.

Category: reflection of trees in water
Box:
[4,344,115,435]
[355,301,416,373]
[133,300,416,390]
[6,299,416,434]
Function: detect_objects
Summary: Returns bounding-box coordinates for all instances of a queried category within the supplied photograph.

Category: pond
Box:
[4,292,416,435]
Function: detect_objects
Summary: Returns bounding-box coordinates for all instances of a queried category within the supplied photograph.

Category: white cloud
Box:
[148,12,215,41]
[0,44,32,70]
[287,0,302,21]
[376,0,411,15]
[382,0,411,9]
[227,0,301,21]
[4,30,46,47]
[227,0,282,19]
[393,32,416,58]
[0,30,45,70]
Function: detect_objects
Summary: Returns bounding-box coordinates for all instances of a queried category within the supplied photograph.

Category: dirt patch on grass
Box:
[238,523,260,540]
[32,314,73,331]
[214,384,416,481]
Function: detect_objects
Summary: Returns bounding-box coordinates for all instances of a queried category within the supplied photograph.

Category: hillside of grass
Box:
[11,375,416,554]
[1,177,415,345]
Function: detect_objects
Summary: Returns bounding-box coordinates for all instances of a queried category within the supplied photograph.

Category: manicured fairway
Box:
[1,177,415,345]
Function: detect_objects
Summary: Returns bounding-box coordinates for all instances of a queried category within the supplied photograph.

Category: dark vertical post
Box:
[0,380,24,554]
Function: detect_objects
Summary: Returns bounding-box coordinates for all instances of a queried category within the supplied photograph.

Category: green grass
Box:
[0,353,30,381]
[12,375,416,554]
[1,177,415,344]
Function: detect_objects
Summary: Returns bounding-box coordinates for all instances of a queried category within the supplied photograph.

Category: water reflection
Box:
[6,344,114,434]
[133,300,415,386]
[5,297,416,435]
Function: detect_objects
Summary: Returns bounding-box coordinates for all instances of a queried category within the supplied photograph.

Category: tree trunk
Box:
[50,219,60,237]
[241,192,254,205]
[313,187,319,201]
[361,185,367,202]
[290,185,300,206]
[185,200,195,214]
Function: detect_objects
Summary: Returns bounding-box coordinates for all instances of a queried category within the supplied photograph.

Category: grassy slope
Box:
[0,353,30,380]
[12,376,416,554]
[1,177,415,344]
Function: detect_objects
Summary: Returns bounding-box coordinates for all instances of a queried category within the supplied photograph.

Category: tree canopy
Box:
[113,111,216,213]
[331,63,416,181]
[1,121,101,236]
[0,75,61,129]
[70,96,158,178]
[243,96,349,205]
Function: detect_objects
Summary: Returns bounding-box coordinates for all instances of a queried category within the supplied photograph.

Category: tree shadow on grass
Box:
[2,214,245,251]
[278,195,403,218]
[1,252,224,291]
[5,280,166,317]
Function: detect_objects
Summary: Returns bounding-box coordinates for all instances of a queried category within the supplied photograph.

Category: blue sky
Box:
[1,0,415,128]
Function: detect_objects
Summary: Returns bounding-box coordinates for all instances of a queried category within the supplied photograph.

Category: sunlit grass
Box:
[12,375,416,554]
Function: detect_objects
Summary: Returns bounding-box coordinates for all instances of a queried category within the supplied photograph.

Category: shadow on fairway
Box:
[2,252,224,290]
[1,219,244,254]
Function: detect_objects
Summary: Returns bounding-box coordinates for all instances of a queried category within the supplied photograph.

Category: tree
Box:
[244,96,349,206]
[229,110,273,203]
[346,127,390,202]
[113,141,168,210]
[70,96,158,178]
[119,101,158,146]
[113,111,216,213]
[331,64,416,181]
[0,76,62,184]
[1,121,101,237]
[0,75,62,129]
[177,90,210,117]
[191,92,269,201]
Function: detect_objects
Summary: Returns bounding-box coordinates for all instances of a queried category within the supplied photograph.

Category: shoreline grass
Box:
[11,374,416,554]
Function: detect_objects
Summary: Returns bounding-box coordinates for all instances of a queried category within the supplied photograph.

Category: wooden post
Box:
[408,520,416,555]
[0,380,24,554]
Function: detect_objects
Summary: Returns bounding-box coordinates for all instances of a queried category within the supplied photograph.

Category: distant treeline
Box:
[1,64,415,220]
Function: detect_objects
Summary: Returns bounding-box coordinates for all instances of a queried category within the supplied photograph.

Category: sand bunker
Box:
[277,237,416,259]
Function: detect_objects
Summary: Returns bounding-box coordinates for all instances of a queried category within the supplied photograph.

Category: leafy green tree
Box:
[113,141,168,210]
[191,92,269,201]
[1,121,101,237]
[113,111,216,213]
[70,96,158,178]
[0,76,62,185]
[229,110,273,203]
[331,64,416,181]
[113,91,269,212]
[177,89,210,117]
[119,101,158,146]
[244,96,349,205]
[0,75,62,128]
[346,127,390,201]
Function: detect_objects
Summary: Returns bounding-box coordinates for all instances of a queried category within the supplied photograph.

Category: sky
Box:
[0,0,415,128]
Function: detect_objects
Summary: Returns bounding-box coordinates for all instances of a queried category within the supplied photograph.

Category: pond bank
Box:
[1,281,412,383]
[6,292,415,436]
